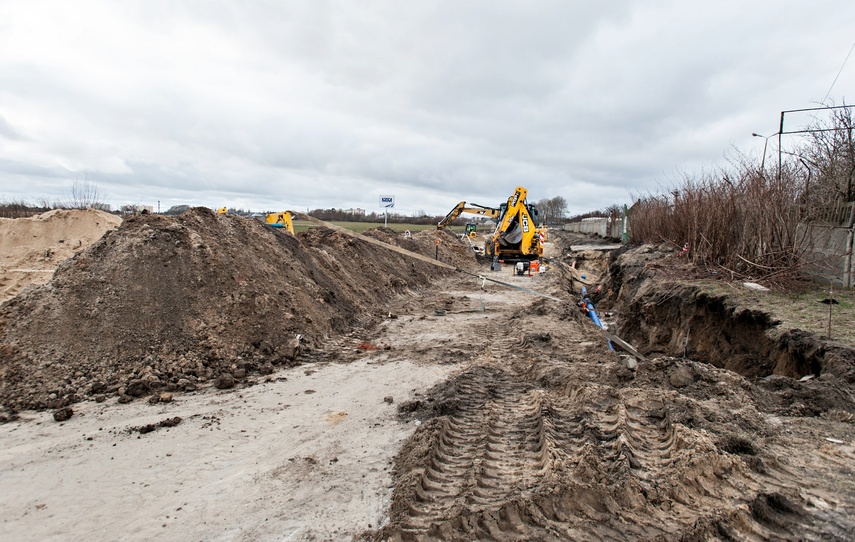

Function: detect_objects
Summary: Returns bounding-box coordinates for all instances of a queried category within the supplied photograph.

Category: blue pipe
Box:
[580,289,614,350]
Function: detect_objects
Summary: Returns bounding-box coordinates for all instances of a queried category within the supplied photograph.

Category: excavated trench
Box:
[600,245,855,384]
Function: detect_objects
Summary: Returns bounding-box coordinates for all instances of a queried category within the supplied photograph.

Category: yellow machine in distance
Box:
[216,207,295,235]
[438,201,500,239]
[265,212,295,235]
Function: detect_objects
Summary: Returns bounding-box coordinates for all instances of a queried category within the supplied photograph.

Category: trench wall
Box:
[608,247,855,383]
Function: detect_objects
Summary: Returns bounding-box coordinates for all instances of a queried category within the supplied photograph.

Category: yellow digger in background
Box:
[216,207,295,235]
[265,212,295,235]
[437,201,501,232]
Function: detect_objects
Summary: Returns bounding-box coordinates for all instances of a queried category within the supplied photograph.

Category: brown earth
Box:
[1,211,854,541]
[367,240,855,541]
[0,208,473,414]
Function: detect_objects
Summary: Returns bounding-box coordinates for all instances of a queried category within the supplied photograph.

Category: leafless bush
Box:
[797,103,855,224]
[0,199,50,218]
[630,104,854,286]
[630,158,809,284]
[56,180,104,210]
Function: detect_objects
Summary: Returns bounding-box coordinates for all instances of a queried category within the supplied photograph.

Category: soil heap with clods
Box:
[0,208,475,412]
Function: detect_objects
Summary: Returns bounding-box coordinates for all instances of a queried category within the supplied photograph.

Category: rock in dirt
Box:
[215,374,235,390]
[124,379,150,397]
[52,407,73,422]
[668,364,698,388]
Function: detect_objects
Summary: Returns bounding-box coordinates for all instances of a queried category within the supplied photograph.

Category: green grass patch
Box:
[692,280,855,346]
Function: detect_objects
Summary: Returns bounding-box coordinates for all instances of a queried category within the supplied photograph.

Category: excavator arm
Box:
[265,211,295,235]
[437,201,500,229]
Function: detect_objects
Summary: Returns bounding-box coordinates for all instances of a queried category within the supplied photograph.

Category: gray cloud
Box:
[0,116,24,140]
[1,1,853,216]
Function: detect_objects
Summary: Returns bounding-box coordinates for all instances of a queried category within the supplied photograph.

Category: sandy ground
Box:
[3,218,854,541]
[0,209,120,304]
[0,358,454,541]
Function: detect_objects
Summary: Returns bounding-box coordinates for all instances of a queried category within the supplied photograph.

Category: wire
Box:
[822,39,855,105]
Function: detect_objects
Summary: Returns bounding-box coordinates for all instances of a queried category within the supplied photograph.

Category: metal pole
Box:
[753,133,771,172]
[778,111,785,184]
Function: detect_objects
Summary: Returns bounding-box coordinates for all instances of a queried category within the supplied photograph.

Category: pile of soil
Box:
[0,208,475,412]
[2,225,854,539]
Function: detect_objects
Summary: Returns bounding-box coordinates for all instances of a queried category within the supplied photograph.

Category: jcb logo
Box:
[511,192,521,207]
[521,215,530,232]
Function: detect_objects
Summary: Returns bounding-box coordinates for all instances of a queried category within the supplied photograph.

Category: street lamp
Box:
[752,132,777,172]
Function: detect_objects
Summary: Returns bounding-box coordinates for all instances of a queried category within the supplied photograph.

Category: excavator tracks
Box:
[383,356,854,541]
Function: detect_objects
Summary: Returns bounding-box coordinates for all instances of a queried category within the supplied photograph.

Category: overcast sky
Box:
[1,1,853,217]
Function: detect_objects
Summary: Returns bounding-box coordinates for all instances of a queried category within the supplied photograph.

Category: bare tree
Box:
[798,104,855,211]
[62,180,104,210]
[535,196,568,223]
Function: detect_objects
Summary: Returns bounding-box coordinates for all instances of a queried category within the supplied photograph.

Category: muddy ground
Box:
[1,211,854,541]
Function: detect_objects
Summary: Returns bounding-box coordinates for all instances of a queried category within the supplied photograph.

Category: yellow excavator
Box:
[217,207,295,235]
[439,186,546,265]
[265,212,295,235]
[487,186,546,264]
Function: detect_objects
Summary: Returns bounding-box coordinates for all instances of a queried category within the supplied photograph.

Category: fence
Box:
[799,200,855,287]
[809,200,855,227]
[561,214,625,239]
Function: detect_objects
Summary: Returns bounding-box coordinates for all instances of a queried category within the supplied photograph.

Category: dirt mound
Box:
[0,208,475,411]
[0,209,121,304]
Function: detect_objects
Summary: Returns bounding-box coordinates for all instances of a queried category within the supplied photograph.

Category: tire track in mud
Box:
[402,366,548,534]
[393,363,703,540]
[385,359,855,541]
